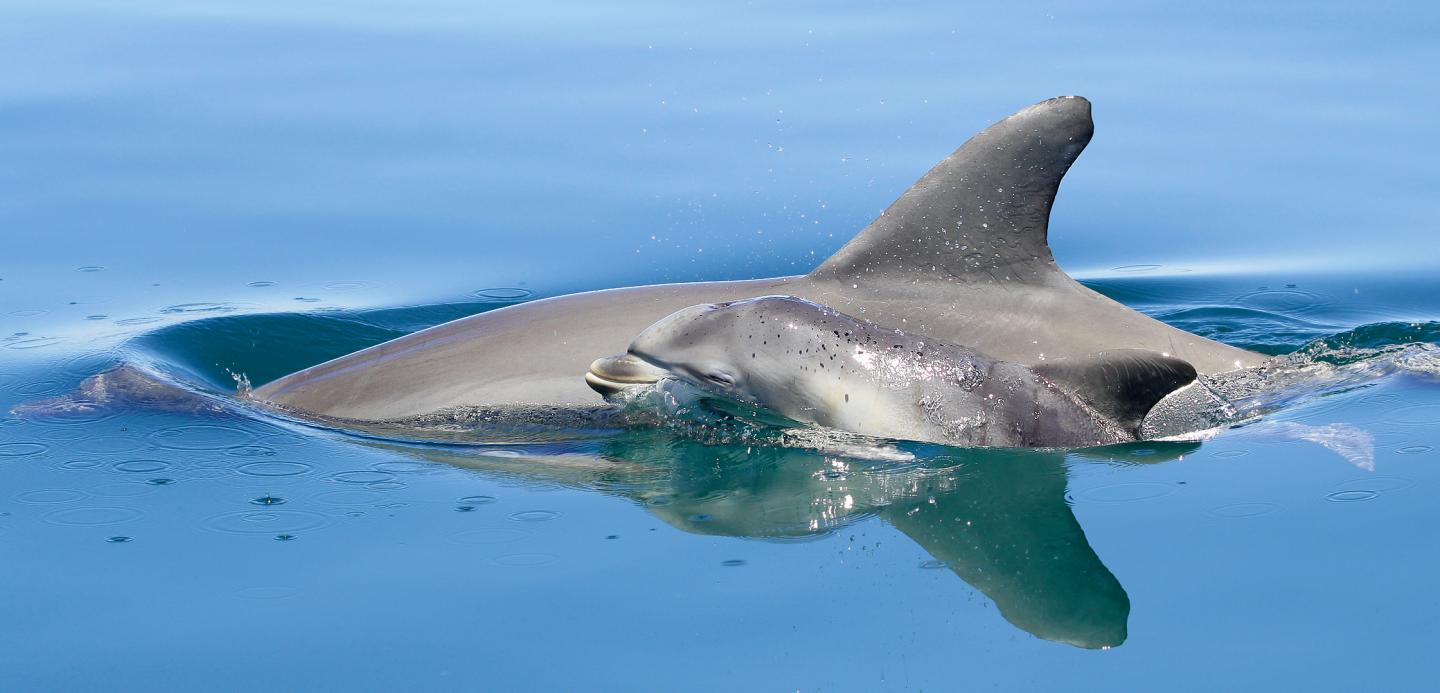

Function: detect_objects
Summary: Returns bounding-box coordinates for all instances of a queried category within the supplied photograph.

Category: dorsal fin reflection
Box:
[364,433,1201,649]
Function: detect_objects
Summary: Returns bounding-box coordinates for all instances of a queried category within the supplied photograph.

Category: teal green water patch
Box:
[125,301,512,391]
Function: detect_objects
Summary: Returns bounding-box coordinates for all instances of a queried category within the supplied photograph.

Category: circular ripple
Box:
[458,495,498,505]
[238,461,314,477]
[1397,445,1433,455]
[226,445,277,458]
[1326,490,1379,503]
[6,337,63,350]
[313,489,386,505]
[8,309,47,317]
[61,458,105,470]
[493,553,558,567]
[17,489,85,504]
[233,586,300,600]
[114,317,162,326]
[247,281,277,288]
[1078,482,1178,503]
[509,510,560,522]
[1213,450,1251,459]
[452,528,530,545]
[1335,477,1413,493]
[1111,264,1162,273]
[14,380,62,396]
[0,442,49,458]
[324,280,370,291]
[919,559,952,569]
[44,506,144,526]
[73,437,145,454]
[76,266,105,272]
[371,461,431,474]
[114,459,170,473]
[1209,502,1282,519]
[721,559,748,567]
[159,302,237,314]
[1384,405,1440,426]
[33,426,91,441]
[1235,288,1334,315]
[472,287,534,301]
[331,470,396,484]
[203,510,332,535]
[150,424,257,450]
[90,482,155,497]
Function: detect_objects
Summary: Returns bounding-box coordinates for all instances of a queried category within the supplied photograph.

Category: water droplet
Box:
[147,478,174,486]
[251,495,286,506]
[721,559,748,567]
[274,534,297,541]
[107,536,132,543]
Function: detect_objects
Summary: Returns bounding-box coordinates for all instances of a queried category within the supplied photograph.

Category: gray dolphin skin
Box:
[252,95,1265,422]
[614,296,1196,448]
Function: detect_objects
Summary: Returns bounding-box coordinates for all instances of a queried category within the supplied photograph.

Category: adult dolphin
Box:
[252,96,1265,422]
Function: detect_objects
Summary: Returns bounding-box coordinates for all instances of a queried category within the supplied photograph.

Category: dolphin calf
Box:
[252,95,1265,423]
[604,296,1197,448]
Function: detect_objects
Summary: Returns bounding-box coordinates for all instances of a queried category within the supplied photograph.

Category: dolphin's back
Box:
[254,97,1264,422]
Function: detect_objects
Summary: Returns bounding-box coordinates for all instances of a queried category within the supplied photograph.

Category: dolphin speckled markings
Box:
[604,296,1196,448]
[252,96,1265,423]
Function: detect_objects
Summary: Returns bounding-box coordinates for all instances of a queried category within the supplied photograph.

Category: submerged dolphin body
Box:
[609,296,1197,448]
[253,96,1264,422]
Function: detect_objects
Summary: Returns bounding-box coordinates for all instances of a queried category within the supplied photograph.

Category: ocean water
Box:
[3,1,1439,690]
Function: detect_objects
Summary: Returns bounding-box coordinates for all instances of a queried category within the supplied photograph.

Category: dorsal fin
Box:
[1032,350,1197,435]
[809,96,1093,285]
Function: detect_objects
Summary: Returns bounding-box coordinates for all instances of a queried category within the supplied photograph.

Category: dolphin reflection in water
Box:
[361,432,1203,649]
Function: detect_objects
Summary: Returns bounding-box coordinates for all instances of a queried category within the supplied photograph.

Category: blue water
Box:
[4,1,1440,690]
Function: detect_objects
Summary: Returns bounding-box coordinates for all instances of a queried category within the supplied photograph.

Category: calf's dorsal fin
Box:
[1032,350,1198,435]
[809,96,1092,286]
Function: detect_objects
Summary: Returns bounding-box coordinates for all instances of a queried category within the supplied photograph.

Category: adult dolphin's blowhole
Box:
[234,95,1268,434]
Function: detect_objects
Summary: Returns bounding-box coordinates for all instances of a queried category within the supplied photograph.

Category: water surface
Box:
[2,1,1438,690]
